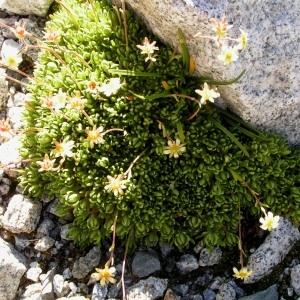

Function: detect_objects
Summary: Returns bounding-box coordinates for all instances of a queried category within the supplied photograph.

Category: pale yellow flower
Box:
[164,139,186,158]
[211,16,233,38]
[98,78,123,97]
[67,91,87,111]
[90,265,116,286]
[51,89,67,111]
[195,82,220,105]
[52,138,75,158]
[259,210,280,231]
[36,154,56,172]
[137,37,159,62]
[1,49,23,70]
[217,45,239,65]
[86,125,105,148]
[233,267,252,280]
[104,174,127,196]
[237,29,248,51]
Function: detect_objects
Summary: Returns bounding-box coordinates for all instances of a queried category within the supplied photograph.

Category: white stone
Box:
[244,218,300,283]
[0,237,28,300]
[1,193,42,233]
[122,0,300,145]
[0,0,54,16]
[26,266,43,282]
[34,236,55,251]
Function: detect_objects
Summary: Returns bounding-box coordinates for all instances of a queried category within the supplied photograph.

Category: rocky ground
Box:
[0,3,300,300]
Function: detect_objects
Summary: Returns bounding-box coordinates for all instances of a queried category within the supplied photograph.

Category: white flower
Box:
[104,174,127,196]
[86,125,105,148]
[137,37,159,62]
[52,138,75,158]
[1,47,23,70]
[237,29,248,51]
[36,154,56,172]
[67,91,87,111]
[98,78,123,97]
[195,82,220,105]
[217,45,239,65]
[163,139,186,158]
[259,209,280,231]
[50,89,67,111]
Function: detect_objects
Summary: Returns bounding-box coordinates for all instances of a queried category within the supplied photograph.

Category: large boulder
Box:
[122,0,300,145]
[0,0,54,16]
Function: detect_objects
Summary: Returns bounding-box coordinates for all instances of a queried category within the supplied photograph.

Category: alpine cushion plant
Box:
[13,0,300,254]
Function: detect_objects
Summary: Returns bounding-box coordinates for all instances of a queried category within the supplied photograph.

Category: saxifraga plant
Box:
[18,0,300,252]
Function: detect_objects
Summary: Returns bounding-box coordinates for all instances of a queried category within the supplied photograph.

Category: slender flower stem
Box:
[82,109,94,126]
[238,201,244,268]
[107,215,118,267]
[124,148,147,177]
[121,0,129,50]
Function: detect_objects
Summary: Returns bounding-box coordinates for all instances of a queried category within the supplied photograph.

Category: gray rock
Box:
[202,288,216,300]
[1,193,42,233]
[0,0,54,16]
[107,282,121,299]
[121,0,300,145]
[188,296,203,300]
[126,276,168,300]
[199,248,222,266]
[34,236,55,251]
[56,297,86,300]
[0,181,9,195]
[36,217,55,238]
[176,254,199,275]
[72,247,101,279]
[91,282,108,300]
[0,68,8,113]
[7,92,26,130]
[159,242,173,257]
[60,224,73,240]
[172,284,189,296]
[244,218,300,283]
[239,284,278,300]
[132,250,161,278]
[291,264,300,296]
[0,237,28,300]
[216,283,236,300]
[14,234,33,250]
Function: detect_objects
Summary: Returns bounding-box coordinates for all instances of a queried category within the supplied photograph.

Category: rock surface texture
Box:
[1,1,300,299]
[123,0,300,145]
[0,0,54,16]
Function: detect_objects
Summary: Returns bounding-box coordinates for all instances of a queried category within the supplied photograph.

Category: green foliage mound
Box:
[19,0,300,250]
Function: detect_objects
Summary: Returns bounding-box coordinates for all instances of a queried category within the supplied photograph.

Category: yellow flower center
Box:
[169,144,181,154]
[225,53,233,62]
[100,269,111,280]
[265,219,274,230]
[87,131,100,141]
[55,144,64,153]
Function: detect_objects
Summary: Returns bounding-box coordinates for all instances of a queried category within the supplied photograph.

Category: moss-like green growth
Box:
[19,0,300,251]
